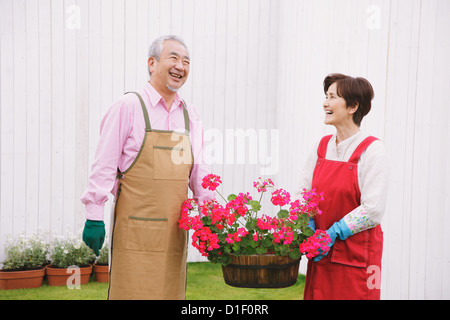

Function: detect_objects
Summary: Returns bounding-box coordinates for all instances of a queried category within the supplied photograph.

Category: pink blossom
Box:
[178,199,203,231]
[273,226,294,245]
[300,188,324,218]
[225,228,249,244]
[253,177,275,193]
[192,226,220,257]
[299,230,331,259]
[201,174,222,191]
[271,189,291,206]
[256,215,279,231]
[288,188,324,220]
[226,192,252,217]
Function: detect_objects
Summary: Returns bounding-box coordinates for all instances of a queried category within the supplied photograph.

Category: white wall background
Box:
[1,0,449,299]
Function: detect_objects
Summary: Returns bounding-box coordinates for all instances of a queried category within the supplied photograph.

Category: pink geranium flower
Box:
[299,230,331,259]
[253,177,275,193]
[270,189,291,206]
[201,174,222,191]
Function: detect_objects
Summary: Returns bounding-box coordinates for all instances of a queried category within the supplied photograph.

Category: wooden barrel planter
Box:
[222,254,301,288]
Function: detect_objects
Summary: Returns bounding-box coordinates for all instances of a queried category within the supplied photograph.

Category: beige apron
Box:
[108,92,193,300]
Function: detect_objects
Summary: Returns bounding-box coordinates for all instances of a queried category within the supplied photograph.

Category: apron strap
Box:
[348,136,379,163]
[125,91,190,134]
[125,91,151,132]
[317,135,333,158]
[181,100,190,133]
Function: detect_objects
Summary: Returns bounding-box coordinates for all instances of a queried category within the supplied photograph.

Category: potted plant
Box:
[46,231,96,286]
[179,174,331,288]
[0,232,49,290]
[93,243,109,283]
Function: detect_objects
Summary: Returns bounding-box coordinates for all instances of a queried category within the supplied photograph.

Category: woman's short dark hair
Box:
[323,73,374,126]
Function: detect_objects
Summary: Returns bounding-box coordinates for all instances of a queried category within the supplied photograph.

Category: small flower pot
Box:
[45,264,92,286]
[222,254,301,288]
[0,267,46,290]
[93,263,109,283]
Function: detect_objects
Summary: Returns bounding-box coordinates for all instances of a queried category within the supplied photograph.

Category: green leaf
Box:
[289,248,301,259]
[227,194,237,201]
[245,219,257,231]
[248,200,262,212]
[304,227,314,237]
[277,209,289,219]
[256,246,267,254]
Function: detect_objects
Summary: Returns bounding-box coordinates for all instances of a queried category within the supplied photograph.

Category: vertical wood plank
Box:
[50,0,65,233]
[112,0,125,98]
[38,0,53,234]
[438,0,450,300]
[0,0,15,248]
[382,0,422,300]
[25,0,40,233]
[75,0,90,230]
[124,0,137,91]
[12,0,28,235]
[62,0,78,232]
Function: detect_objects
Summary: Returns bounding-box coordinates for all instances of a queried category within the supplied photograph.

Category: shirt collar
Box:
[145,82,182,110]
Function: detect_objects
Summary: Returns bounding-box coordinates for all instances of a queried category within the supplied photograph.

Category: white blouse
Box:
[298,131,388,234]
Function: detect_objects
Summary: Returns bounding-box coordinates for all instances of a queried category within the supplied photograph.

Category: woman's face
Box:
[323,82,356,126]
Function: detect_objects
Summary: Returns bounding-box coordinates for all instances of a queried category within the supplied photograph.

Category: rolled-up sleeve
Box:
[80,98,133,221]
[186,105,216,207]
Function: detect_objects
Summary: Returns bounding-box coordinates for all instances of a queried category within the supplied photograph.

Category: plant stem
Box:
[216,190,228,203]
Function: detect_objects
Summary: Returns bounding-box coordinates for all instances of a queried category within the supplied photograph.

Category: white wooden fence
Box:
[1,0,449,299]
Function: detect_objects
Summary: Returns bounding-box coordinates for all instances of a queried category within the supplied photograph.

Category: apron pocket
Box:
[153,146,191,180]
[126,216,168,252]
[330,231,369,268]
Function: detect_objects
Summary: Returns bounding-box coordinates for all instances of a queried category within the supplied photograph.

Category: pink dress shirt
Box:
[81,82,215,220]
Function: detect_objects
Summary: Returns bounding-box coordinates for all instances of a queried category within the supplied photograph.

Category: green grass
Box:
[186,262,304,300]
[0,262,304,300]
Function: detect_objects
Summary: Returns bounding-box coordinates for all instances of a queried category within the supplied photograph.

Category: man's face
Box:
[148,40,190,93]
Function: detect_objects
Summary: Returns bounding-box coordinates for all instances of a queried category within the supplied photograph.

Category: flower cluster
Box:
[201,174,222,191]
[191,227,220,256]
[253,177,274,193]
[297,188,324,217]
[179,199,202,231]
[271,189,291,206]
[256,214,279,231]
[178,174,324,266]
[226,192,251,217]
[49,230,96,268]
[299,230,331,259]
[225,228,249,244]
[273,226,294,245]
[2,232,49,270]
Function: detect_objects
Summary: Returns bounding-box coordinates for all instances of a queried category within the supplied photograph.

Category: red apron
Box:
[303,135,383,300]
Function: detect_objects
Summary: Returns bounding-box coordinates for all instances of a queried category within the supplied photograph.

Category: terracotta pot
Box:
[222,254,301,288]
[45,264,92,286]
[0,267,45,290]
[93,263,109,283]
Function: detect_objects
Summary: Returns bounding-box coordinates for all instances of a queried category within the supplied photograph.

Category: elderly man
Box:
[81,35,214,300]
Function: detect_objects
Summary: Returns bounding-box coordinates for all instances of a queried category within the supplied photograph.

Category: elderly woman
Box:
[299,73,388,300]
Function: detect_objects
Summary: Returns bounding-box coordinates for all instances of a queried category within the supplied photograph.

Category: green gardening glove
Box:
[82,219,105,256]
